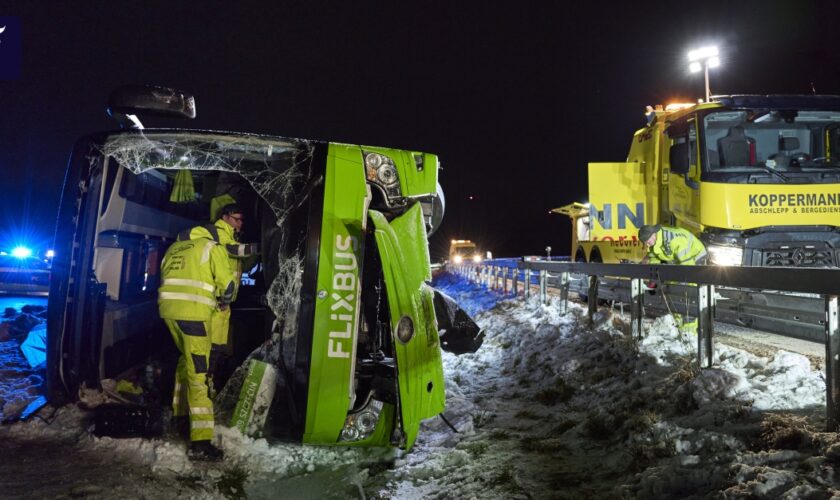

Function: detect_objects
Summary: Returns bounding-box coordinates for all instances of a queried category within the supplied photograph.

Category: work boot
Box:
[188,440,224,462]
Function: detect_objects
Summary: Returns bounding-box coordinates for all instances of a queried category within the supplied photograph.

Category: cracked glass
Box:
[98,131,319,420]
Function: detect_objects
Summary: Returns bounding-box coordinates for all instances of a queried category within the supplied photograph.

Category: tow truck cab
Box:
[46,87,447,449]
[660,95,840,267]
[568,95,840,267]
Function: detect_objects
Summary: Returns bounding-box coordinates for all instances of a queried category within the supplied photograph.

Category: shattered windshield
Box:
[100,131,317,224]
[99,131,319,371]
[704,110,840,177]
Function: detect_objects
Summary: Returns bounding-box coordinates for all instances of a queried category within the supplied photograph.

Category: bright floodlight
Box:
[687,45,721,101]
[688,46,719,62]
[12,246,32,258]
[46,250,55,258]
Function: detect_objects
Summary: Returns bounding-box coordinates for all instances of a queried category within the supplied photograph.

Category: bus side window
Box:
[116,235,166,303]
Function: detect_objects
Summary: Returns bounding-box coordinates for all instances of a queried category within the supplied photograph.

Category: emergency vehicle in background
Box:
[554,95,840,267]
[448,239,482,264]
[46,86,482,451]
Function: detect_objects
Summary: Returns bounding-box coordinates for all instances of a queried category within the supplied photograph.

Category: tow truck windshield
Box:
[702,109,840,183]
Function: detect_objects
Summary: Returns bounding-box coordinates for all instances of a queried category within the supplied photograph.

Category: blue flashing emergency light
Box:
[11,246,32,258]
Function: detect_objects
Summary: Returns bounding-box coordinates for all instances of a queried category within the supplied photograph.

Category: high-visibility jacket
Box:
[178,219,258,301]
[158,238,235,321]
[646,227,707,265]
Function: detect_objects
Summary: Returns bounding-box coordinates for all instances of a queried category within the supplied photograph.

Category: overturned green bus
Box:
[47,86,479,450]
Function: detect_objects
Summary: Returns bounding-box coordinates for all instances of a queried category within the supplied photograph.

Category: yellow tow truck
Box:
[555,95,840,267]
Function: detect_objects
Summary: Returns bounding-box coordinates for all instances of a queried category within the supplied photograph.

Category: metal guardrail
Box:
[450,260,840,431]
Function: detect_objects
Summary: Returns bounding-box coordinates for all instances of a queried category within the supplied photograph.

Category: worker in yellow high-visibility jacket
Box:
[639,224,708,334]
[158,235,235,461]
[177,203,258,378]
[639,225,707,266]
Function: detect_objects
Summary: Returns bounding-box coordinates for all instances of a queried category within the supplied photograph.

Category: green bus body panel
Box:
[370,205,445,450]
[303,143,371,444]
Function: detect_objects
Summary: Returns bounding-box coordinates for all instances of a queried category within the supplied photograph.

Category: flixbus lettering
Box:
[328,234,359,359]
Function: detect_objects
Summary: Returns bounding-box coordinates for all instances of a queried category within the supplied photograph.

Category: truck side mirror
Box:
[670,142,690,174]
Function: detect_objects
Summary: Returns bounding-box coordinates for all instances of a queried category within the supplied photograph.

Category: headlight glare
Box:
[472,254,482,263]
[708,244,743,266]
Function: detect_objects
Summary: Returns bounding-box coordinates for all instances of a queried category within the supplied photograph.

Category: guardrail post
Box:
[697,285,714,368]
[495,266,501,290]
[539,270,547,304]
[826,296,840,431]
[502,267,508,295]
[631,278,643,339]
[587,275,599,321]
[512,268,519,296]
[559,272,570,314]
[525,269,532,299]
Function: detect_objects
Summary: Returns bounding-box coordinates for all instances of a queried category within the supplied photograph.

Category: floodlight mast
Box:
[688,46,720,101]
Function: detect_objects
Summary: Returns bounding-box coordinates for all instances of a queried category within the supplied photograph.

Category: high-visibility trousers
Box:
[166,319,215,442]
[210,306,232,353]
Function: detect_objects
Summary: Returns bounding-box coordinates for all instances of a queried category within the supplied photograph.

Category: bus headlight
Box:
[472,254,482,263]
[364,151,402,203]
[708,244,743,266]
[453,254,463,264]
[340,398,385,443]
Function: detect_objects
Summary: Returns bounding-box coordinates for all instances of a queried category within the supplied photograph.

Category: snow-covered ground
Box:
[2,276,840,498]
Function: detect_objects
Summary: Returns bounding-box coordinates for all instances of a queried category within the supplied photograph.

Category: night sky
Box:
[2,1,840,261]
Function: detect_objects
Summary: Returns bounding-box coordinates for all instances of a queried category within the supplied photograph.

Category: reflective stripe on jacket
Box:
[647,227,707,265]
[158,238,235,321]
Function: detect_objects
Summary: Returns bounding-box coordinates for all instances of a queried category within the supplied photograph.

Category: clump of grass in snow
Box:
[489,429,510,440]
[519,436,566,454]
[757,413,817,452]
[625,441,676,473]
[534,378,576,406]
[216,467,248,499]
[472,410,493,429]
[514,409,540,419]
[583,410,625,440]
